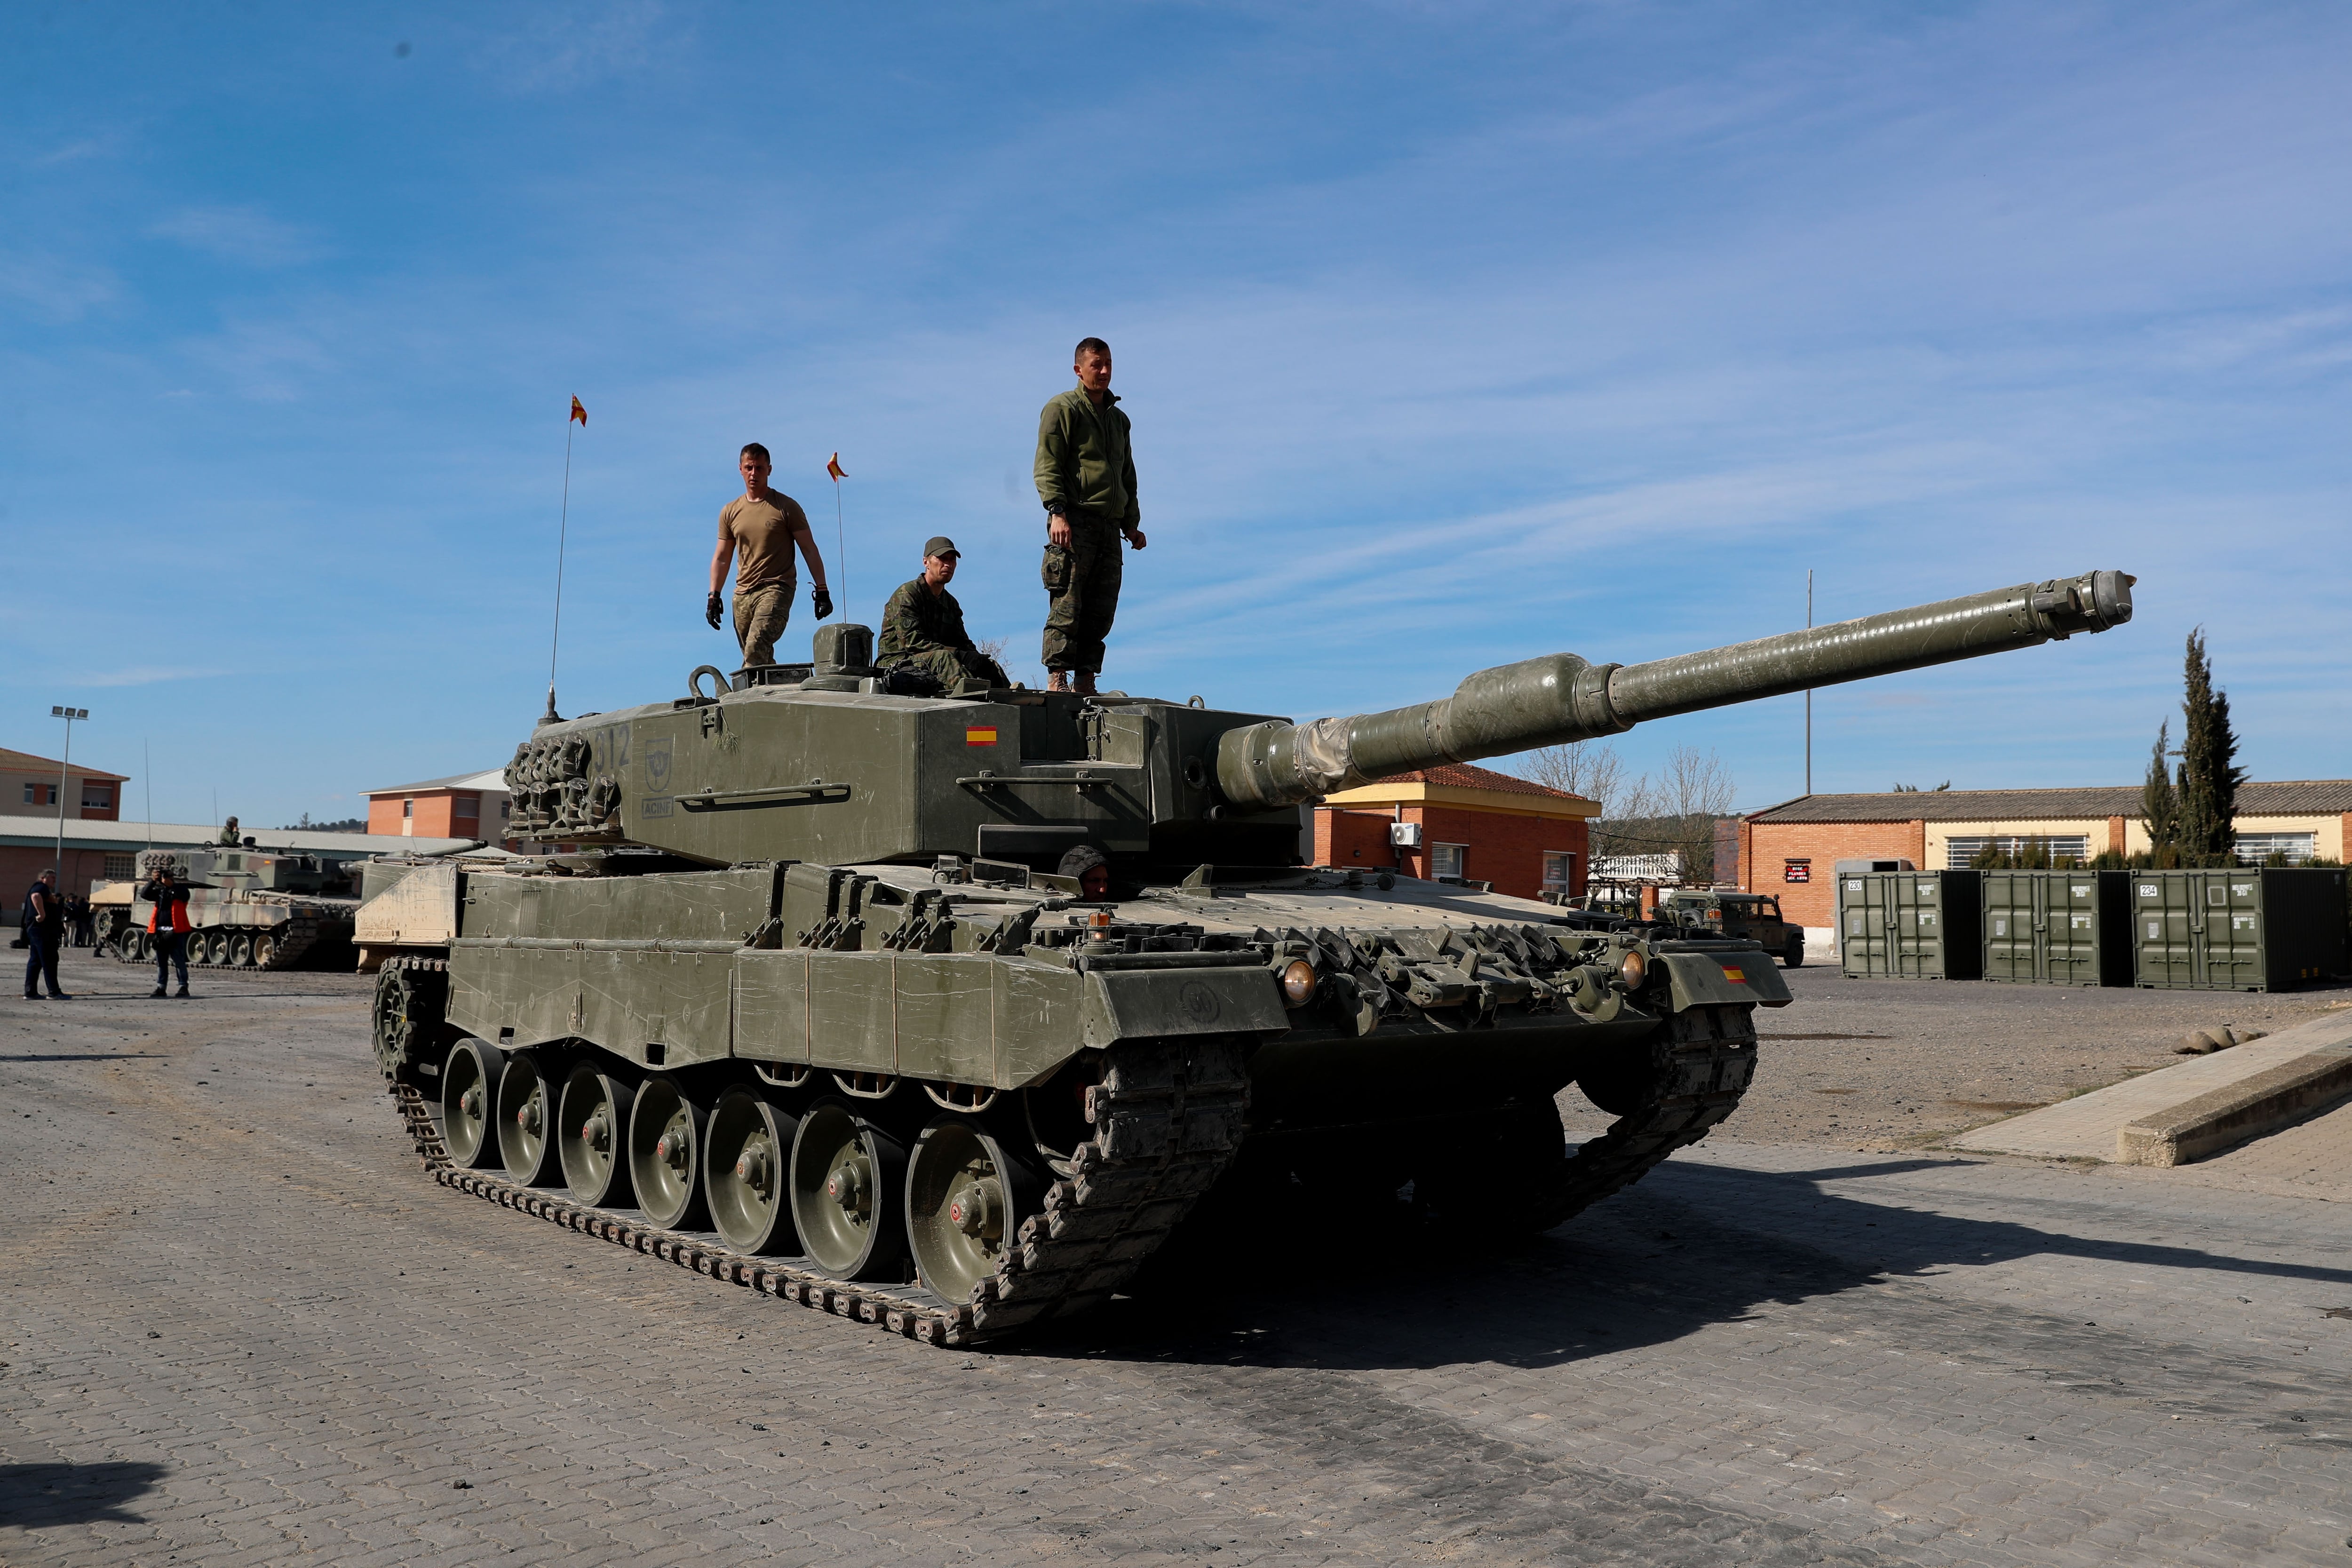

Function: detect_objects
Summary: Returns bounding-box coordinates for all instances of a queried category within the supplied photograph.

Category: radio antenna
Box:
[546,397,587,723]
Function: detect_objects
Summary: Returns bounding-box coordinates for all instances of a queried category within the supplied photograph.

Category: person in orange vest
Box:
[144,864,193,999]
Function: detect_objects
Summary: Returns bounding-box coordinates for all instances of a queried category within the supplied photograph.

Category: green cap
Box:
[923,535,960,559]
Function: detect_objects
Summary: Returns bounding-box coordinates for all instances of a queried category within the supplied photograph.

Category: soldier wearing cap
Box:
[878,537,1010,692]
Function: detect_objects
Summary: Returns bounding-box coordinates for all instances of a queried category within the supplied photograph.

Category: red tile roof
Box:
[1368,763,1592,802]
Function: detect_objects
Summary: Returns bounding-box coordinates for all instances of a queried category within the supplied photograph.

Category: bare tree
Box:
[1589,746,1737,882]
[1524,740,1631,816]
[1655,745,1736,818]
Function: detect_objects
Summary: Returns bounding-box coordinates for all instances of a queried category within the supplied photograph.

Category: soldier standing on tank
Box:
[1035,338,1145,696]
[879,537,1010,692]
[707,443,834,669]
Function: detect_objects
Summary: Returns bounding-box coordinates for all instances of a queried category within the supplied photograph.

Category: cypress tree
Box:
[2141,717,2179,865]
[2177,629,2244,864]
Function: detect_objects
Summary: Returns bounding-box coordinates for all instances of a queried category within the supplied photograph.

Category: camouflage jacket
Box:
[1033,386,1139,527]
[878,577,976,663]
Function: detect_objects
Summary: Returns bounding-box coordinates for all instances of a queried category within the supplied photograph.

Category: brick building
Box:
[363,770,512,844]
[1,746,126,822]
[1740,781,2352,929]
[1312,763,1596,901]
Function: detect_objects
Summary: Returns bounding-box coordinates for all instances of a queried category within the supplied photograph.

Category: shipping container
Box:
[1981,869,2134,987]
[2131,867,2349,992]
[1838,869,1983,979]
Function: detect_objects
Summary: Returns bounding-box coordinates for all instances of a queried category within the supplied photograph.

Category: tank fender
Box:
[1080,966,1290,1047]
[1658,950,1792,1011]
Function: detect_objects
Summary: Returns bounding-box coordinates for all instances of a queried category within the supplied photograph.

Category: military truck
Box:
[373,569,2132,1345]
[96,846,361,970]
[1660,888,1804,967]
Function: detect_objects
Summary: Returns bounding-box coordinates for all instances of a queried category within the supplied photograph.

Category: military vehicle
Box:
[373,569,2132,1345]
[96,846,361,970]
[1660,888,1805,966]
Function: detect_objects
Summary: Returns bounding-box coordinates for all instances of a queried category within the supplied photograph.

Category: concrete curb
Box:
[2115,1043,2352,1167]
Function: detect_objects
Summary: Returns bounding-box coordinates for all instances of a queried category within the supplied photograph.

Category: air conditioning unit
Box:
[1389,821,1423,849]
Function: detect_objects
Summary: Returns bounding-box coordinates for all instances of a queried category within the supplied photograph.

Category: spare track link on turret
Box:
[384,1014,1761,1346]
[387,1035,1251,1347]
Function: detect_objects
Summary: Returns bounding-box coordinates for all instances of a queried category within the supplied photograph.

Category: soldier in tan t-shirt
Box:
[706,442,833,668]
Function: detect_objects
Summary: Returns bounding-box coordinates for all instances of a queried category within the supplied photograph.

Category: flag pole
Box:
[547,398,586,722]
[827,452,847,619]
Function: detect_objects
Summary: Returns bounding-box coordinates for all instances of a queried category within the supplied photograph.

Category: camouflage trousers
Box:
[1041,519,1123,674]
[731,581,795,668]
[890,645,1010,692]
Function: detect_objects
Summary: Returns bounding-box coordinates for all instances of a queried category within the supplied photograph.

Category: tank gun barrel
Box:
[1214,567,2133,812]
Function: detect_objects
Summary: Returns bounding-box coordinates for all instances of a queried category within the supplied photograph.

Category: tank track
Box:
[380,1009,1758,1348]
[1547,1002,1757,1228]
[386,1035,1251,1347]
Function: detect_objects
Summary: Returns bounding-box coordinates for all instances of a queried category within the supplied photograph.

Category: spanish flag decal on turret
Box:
[965,726,998,747]
[1719,964,1747,984]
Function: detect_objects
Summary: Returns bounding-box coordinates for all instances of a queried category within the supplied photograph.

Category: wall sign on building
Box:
[1784,859,1812,883]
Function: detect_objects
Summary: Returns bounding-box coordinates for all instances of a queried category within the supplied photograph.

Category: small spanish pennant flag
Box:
[570,396,587,426]
[826,452,846,481]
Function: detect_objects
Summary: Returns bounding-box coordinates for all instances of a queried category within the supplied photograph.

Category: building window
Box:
[1944,835,2090,869]
[1542,852,1574,895]
[20,783,32,804]
[104,854,136,880]
[24,783,58,806]
[453,794,479,820]
[2235,832,2317,865]
[1431,843,1467,881]
[403,799,413,819]
[499,800,510,820]
[82,787,112,810]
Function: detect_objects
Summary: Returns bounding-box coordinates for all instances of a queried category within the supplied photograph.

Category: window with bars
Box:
[2234,832,2317,865]
[104,854,136,880]
[1944,835,2090,868]
[1430,843,1467,880]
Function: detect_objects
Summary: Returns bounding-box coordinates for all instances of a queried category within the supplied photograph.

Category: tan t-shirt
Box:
[719,489,812,592]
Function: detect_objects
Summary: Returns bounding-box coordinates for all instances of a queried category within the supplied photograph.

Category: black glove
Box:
[811,586,834,620]
[704,591,724,630]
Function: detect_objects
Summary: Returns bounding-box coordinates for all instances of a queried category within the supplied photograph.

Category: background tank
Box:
[102,845,362,971]
[375,570,2131,1345]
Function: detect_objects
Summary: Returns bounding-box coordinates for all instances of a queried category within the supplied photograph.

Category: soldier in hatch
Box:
[878,537,1011,692]
[1035,336,1144,695]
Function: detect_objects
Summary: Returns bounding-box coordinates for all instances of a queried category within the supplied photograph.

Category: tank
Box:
[373,569,2132,1345]
[101,846,361,971]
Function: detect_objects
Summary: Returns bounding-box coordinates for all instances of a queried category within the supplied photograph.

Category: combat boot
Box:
[150,986,167,997]
[1046,671,1070,693]
[1074,672,1099,697]
[176,985,191,999]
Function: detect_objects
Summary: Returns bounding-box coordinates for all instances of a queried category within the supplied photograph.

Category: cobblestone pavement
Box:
[6,948,2351,1567]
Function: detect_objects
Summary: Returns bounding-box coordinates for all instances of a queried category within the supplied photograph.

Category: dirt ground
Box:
[1557,963,2352,1153]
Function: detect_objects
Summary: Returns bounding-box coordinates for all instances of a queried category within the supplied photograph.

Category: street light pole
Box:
[50,705,89,882]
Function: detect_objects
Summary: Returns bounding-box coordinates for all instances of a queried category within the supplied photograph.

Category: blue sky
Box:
[4,1,2347,828]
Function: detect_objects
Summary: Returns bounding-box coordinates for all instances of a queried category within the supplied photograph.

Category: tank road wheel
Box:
[126,931,150,962]
[227,934,254,968]
[558,1066,636,1208]
[207,932,230,965]
[252,935,277,969]
[788,1097,908,1281]
[628,1076,709,1231]
[704,1087,799,1254]
[496,1050,567,1186]
[905,1114,1043,1303]
[440,1038,507,1169]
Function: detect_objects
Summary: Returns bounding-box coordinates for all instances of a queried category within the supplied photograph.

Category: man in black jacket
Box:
[144,866,192,999]
[21,869,69,1000]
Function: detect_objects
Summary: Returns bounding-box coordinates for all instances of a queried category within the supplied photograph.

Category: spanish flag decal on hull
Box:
[1719,965,1747,983]
[965,726,999,747]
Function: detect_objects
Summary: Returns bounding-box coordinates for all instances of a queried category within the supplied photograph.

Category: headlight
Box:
[1279,958,1318,1007]
[1617,949,1648,989]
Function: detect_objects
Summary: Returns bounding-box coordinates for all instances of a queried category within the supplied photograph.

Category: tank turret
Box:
[1214,568,2133,811]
